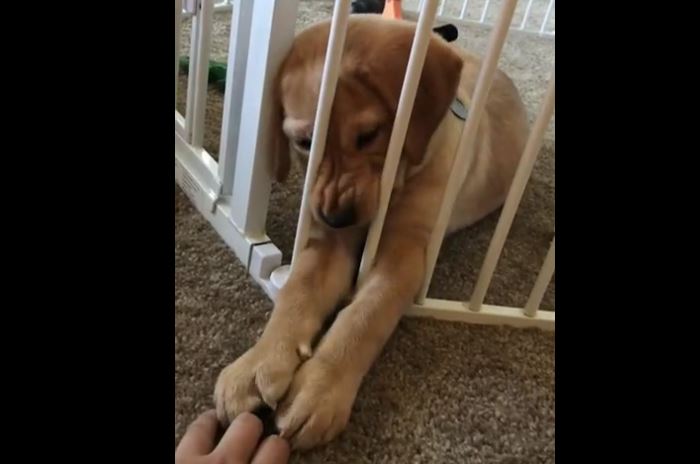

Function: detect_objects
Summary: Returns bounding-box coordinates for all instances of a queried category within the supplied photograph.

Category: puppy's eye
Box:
[356,128,380,150]
[295,137,312,151]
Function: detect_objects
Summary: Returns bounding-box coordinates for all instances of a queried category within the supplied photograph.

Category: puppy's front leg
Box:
[215,229,359,424]
[276,233,426,449]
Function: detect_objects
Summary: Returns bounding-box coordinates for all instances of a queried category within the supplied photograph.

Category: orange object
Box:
[382,0,402,20]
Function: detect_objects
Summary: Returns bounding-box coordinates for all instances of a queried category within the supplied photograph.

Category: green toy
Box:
[179,56,227,92]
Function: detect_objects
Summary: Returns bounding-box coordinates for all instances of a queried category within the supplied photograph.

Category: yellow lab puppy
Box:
[214,16,529,450]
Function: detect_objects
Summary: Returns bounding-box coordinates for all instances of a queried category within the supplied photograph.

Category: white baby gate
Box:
[175,0,555,330]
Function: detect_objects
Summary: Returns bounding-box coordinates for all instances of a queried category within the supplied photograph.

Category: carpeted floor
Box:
[176,2,555,462]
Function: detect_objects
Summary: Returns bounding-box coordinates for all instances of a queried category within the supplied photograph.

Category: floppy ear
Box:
[269,73,291,182]
[353,26,463,166]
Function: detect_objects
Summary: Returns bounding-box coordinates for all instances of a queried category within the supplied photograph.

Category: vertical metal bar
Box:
[460,0,469,19]
[479,0,491,23]
[184,4,201,143]
[175,0,182,108]
[438,0,445,16]
[417,0,519,302]
[519,0,533,30]
[217,0,255,196]
[229,0,300,238]
[190,0,214,148]
[469,69,555,311]
[524,237,555,317]
[290,0,353,267]
[540,0,554,34]
[355,0,441,284]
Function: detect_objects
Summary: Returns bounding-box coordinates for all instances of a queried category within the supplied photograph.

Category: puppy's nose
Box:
[319,207,356,229]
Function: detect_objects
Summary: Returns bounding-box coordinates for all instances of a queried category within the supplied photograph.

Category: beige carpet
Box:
[176,2,555,462]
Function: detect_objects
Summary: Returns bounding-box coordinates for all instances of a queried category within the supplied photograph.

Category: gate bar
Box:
[229,0,300,237]
[185,0,214,148]
[409,297,554,330]
[357,0,441,284]
[480,0,491,23]
[291,0,352,267]
[540,0,554,34]
[184,2,201,144]
[175,0,182,107]
[191,0,214,148]
[417,0,519,302]
[519,0,534,30]
[469,68,554,312]
[218,0,255,196]
[460,0,469,20]
[524,236,555,317]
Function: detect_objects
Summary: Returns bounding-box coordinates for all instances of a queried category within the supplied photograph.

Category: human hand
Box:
[175,410,290,464]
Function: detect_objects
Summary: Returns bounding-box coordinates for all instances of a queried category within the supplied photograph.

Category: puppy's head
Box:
[272,17,463,229]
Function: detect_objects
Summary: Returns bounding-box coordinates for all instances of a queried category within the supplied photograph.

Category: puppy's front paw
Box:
[276,356,359,450]
[214,341,302,424]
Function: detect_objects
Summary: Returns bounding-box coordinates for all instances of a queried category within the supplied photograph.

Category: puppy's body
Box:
[215,16,528,450]
[441,47,529,233]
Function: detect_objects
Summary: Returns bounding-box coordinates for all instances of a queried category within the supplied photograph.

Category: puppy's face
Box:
[272,17,463,229]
